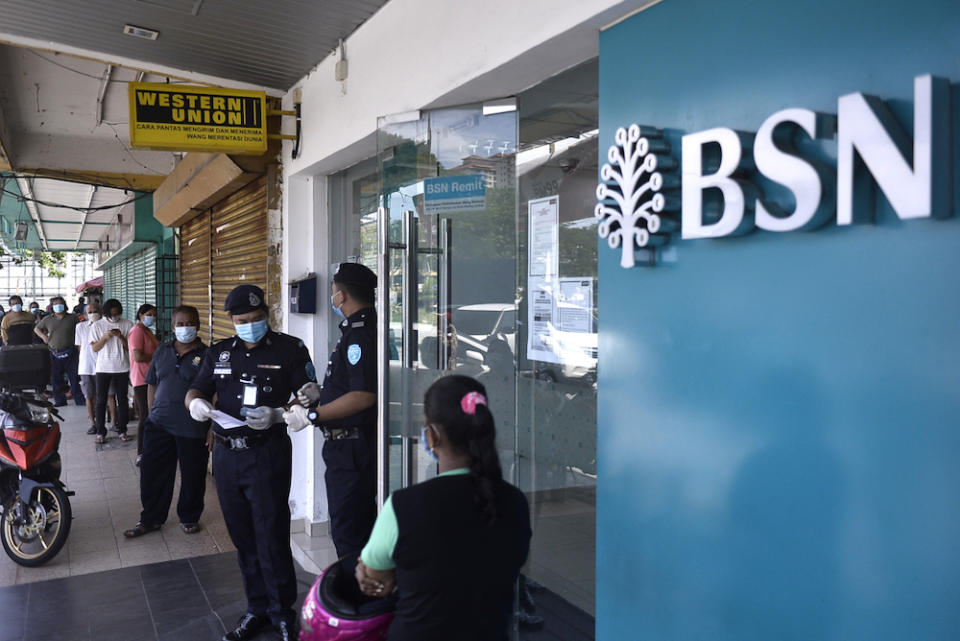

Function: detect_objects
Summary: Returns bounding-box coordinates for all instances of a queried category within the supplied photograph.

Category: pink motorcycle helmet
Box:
[300,553,396,641]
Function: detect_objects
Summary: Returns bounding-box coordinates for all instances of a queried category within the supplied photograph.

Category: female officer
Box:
[355,375,532,641]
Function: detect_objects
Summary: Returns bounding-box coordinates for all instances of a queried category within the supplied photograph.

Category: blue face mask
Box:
[142,315,155,327]
[235,319,268,343]
[53,304,66,314]
[11,305,22,312]
[175,326,198,343]
[420,425,439,462]
[331,293,345,319]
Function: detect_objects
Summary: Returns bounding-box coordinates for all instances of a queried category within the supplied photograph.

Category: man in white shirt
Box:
[90,299,134,443]
[75,301,116,435]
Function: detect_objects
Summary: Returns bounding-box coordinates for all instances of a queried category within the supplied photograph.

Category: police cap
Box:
[333,262,377,292]
[224,284,268,315]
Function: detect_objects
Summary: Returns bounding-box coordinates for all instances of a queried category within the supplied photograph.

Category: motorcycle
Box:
[0,345,73,566]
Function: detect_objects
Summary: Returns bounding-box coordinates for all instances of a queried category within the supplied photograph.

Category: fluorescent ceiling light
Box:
[123,24,160,40]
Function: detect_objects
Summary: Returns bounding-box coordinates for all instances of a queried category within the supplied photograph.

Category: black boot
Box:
[222,613,270,641]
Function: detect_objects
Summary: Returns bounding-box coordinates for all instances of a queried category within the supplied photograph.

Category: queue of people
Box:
[7,266,532,641]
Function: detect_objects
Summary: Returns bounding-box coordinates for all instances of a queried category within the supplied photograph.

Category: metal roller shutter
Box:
[210,176,267,341]
[103,245,158,322]
[180,211,212,342]
[131,245,157,318]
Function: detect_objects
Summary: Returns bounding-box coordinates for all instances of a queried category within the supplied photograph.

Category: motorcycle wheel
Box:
[1,485,72,567]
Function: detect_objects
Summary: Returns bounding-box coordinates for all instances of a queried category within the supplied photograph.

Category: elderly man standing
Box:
[35,295,84,407]
[75,300,114,435]
[2,295,35,345]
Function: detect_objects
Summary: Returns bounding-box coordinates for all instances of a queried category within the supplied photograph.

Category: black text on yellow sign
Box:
[128,83,267,155]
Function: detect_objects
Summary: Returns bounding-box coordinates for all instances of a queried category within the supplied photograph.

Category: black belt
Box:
[320,426,361,441]
[213,429,281,451]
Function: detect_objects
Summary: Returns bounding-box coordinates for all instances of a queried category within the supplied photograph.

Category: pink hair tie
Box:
[461,391,487,415]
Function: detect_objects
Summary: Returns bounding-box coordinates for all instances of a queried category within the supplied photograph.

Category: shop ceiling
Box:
[0,0,389,251]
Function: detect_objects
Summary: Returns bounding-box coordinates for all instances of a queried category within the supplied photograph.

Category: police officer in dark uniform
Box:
[283,262,378,559]
[185,285,315,641]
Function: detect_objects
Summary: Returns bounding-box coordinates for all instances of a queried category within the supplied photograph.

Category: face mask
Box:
[11,305,22,312]
[87,313,102,322]
[331,293,345,319]
[421,425,439,462]
[30,308,39,315]
[53,304,66,313]
[175,326,198,343]
[143,315,155,327]
[235,319,268,343]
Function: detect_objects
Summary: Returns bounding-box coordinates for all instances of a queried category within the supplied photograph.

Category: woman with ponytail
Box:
[355,374,531,641]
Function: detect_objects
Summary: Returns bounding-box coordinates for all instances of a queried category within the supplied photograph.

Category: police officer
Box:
[185,285,315,641]
[284,262,378,559]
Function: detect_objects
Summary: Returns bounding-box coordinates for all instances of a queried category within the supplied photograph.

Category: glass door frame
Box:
[374,99,519,506]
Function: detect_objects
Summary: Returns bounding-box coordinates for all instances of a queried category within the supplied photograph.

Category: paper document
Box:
[210,410,246,430]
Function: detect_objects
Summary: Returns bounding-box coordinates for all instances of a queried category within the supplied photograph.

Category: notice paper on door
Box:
[209,410,246,430]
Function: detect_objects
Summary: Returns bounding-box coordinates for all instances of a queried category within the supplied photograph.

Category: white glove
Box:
[189,398,213,422]
[297,382,322,407]
[283,405,313,433]
[244,406,282,430]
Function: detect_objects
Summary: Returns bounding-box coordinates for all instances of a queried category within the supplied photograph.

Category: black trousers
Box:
[322,429,377,558]
[133,385,148,455]
[95,372,129,436]
[213,432,297,626]
[50,347,84,406]
[139,423,208,526]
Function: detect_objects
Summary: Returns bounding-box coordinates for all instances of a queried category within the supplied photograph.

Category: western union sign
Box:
[128,83,267,155]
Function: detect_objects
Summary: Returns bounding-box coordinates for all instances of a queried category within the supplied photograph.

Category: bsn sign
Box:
[682,74,951,239]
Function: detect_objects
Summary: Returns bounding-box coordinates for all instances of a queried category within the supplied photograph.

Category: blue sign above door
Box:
[423,174,486,214]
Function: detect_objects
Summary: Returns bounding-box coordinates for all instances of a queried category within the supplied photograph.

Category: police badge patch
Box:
[249,292,261,307]
[347,344,362,365]
[219,351,230,362]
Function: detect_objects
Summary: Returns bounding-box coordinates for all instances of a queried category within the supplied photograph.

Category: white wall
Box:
[282,0,654,177]
[280,0,656,525]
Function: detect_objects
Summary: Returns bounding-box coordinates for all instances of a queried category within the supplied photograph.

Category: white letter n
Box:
[837,74,951,225]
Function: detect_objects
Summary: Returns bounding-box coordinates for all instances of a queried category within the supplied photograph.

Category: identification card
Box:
[242,384,259,407]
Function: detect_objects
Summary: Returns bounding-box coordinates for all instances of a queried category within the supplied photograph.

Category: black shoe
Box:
[53,401,67,407]
[222,613,270,641]
[86,426,97,435]
[518,611,545,629]
[275,620,298,641]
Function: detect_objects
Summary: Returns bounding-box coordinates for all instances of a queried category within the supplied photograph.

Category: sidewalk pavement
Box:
[0,401,337,587]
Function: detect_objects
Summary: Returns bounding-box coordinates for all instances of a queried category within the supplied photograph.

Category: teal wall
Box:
[597,1,960,639]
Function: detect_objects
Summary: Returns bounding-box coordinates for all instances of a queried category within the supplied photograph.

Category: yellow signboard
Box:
[128,83,267,155]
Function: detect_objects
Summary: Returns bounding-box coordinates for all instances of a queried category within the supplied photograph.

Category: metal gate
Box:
[104,244,158,324]
[180,211,212,341]
[179,176,267,343]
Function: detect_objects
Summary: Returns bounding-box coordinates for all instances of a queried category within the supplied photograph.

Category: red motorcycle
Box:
[0,345,72,566]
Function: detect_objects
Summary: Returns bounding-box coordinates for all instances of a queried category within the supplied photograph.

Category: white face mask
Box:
[87,313,102,322]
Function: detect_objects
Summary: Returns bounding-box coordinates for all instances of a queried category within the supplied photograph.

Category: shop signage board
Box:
[128,82,267,155]
[597,74,952,267]
[423,175,486,214]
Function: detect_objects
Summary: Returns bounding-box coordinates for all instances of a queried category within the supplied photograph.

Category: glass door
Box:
[376,102,519,498]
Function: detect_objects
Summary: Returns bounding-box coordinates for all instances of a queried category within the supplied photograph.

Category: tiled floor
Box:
[0,551,316,641]
[0,401,594,640]
[0,402,237,587]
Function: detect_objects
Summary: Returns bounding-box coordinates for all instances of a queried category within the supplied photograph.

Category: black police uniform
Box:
[315,306,378,558]
[191,313,315,628]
